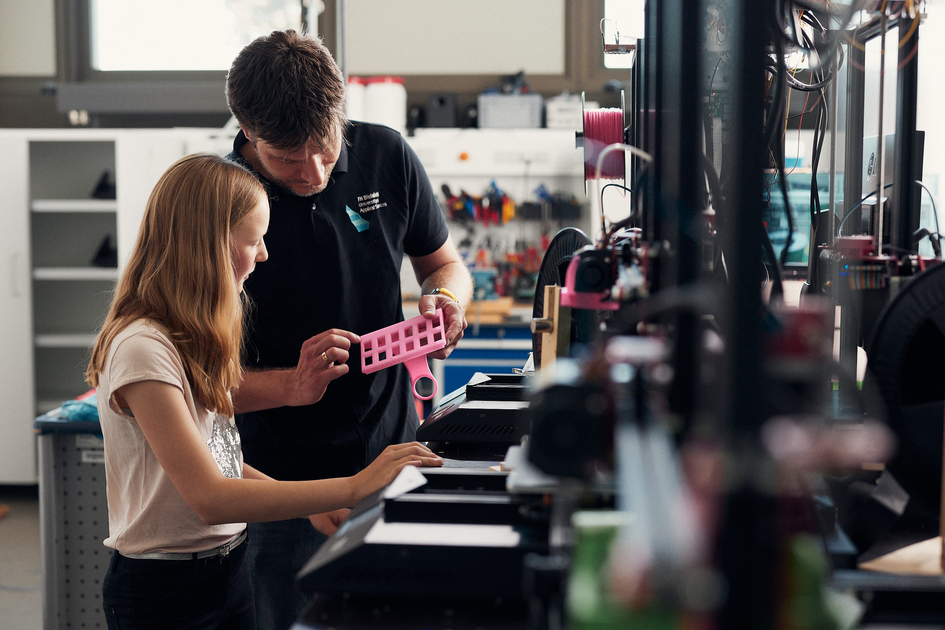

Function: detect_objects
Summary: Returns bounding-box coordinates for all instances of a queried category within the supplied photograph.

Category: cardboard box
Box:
[545,97,599,130]
[477,93,543,128]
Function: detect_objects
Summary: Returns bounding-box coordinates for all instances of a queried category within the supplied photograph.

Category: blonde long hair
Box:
[87,153,266,416]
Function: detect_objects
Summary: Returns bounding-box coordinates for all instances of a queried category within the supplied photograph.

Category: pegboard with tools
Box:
[403,128,589,303]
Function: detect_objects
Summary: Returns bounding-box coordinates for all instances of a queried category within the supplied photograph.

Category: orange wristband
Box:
[430,287,459,302]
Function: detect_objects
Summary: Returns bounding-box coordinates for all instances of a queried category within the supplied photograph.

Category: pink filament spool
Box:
[583,108,625,181]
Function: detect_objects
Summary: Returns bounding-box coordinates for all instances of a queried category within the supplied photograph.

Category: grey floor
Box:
[0,484,42,629]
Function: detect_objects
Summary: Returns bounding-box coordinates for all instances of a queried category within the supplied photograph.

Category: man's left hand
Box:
[419,294,466,360]
[309,508,351,536]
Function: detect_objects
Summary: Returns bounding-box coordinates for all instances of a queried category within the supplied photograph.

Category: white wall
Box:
[0,0,56,76]
[917,9,945,203]
[345,0,565,76]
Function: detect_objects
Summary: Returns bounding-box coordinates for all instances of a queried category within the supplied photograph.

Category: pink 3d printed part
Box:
[360,309,446,400]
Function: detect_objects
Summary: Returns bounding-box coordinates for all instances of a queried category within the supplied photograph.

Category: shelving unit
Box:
[0,129,231,484]
[0,128,214,483]
[29,140,118,415]
[31,199,117,212]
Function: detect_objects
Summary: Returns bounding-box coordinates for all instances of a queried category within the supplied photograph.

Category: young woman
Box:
[86,153,441,629]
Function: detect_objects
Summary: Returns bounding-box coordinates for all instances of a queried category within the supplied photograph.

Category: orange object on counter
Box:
[502,197,515,223]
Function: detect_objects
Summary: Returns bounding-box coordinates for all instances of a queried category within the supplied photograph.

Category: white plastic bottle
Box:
[345,76,366,121]
[364,76,407,134]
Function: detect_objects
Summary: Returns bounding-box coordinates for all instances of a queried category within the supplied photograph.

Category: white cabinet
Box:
[0,135,37,483]
[0,129,211,483]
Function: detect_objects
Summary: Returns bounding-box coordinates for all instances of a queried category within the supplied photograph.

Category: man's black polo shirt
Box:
[229,122,449,481]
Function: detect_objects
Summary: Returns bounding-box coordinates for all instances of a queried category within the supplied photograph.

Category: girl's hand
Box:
[351,442,443,501]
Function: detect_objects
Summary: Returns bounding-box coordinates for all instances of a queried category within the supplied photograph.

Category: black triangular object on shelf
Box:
[92,235,118,268]
[91,170,116,199]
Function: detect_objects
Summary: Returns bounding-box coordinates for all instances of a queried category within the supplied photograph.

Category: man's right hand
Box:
[285,329,361,407]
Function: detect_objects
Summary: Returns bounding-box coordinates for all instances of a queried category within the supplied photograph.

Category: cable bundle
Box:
[583,108,625,181]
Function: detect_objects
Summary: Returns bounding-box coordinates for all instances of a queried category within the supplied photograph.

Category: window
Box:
[89,0,304,72]
[49,0,629,124]
[602,0,644,70]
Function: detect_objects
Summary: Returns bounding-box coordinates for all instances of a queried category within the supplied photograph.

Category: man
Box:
[225,30,472,630]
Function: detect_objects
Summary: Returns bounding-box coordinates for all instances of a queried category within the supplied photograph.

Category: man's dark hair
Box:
[226,30,347,152]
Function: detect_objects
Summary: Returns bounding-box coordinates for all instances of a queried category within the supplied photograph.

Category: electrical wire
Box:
[761,223,783,297]
[783,63,800,143]
[600,17,636,51]
[600,183,634,239]
[917,180,940,236]
[808,86,828,218]
[789,0,867,23]
[760,252,771,291]
[762,56,786,155]
[784,91,824,122]
[767,34,796,268]
[835,183,895,236]
[785,18,845,92]
[704,110,716,168]
[793,13,830,256]
[916,180,942,255]
[705,6,727,46]
[785,66,841,91]
[700,153,724,217]
[762,1,848,279]
[785,91,811,179]
[600,18,619,42]
[769,2,846,94]
[704,55,725,115]
[594,143,654,243]
[769,2,866,271]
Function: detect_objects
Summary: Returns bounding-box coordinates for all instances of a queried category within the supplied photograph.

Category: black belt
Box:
[118,529,247,561]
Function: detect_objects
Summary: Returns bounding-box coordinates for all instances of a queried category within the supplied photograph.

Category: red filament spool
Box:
[583,108,625,181]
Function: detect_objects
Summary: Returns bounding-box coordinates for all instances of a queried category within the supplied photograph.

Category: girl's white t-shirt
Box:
[97,318,245,555]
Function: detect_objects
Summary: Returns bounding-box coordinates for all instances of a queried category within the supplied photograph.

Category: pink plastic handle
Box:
[360,310,446,400]
[404,355,437,400]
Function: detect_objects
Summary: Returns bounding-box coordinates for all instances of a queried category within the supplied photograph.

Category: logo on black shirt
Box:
[357,191,387,213]
[345,206,370,232]
[347,191,387,233]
